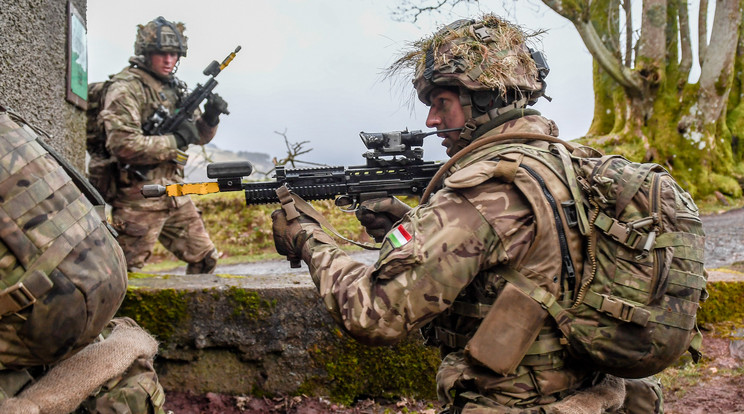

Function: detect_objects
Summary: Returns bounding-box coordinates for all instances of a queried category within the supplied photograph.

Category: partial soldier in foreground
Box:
[96,16,225,273]
[0,104,165,413]
[271,15,674,413]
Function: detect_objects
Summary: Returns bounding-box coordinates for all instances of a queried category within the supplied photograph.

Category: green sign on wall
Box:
[66,2,88,109]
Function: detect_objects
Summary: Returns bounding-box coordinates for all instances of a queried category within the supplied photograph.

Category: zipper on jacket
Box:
[521,164,576,291]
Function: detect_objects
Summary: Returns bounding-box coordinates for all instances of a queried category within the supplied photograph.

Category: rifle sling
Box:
[275,185,378,251]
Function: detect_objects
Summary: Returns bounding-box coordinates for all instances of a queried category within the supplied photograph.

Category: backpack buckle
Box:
[0,282,37,317]
[598,295,650,327]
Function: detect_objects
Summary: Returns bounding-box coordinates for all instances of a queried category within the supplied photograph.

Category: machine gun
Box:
[141,127,461,209]
[142,46,241,136]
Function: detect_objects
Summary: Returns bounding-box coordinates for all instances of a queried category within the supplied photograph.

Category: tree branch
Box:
[678,0,693,83]
[391,0,477,23]
[698,0,709,67]
[543,1,642,92]
[574,18,643,92]
[623,0,633,67]
[698,0,741,122]
[637,0,667,71]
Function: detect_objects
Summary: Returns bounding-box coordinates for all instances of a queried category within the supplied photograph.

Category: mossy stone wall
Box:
[117,272,439,404]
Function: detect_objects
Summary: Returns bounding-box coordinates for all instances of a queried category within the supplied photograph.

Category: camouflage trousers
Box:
[76,356,165,414]
[446,376,663,414]
[112,200,216,272]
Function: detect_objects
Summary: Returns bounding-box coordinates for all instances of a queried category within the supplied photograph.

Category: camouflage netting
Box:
[386,13,543,104]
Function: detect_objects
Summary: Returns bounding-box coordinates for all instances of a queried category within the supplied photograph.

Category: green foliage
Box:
[709,173,742,198]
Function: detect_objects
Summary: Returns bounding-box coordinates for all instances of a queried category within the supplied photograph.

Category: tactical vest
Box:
[425,139,590,398]
[0,106,127,368]
[88,65,184,197]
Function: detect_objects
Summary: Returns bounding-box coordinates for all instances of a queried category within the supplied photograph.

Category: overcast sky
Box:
[86,0,596,167]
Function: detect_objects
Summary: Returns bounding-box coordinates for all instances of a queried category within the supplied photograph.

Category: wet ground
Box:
[698,207,744,269]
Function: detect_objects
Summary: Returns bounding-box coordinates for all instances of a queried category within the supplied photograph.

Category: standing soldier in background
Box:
[0,104,165,413]
[99,16,226,273]
[272,15,666,413]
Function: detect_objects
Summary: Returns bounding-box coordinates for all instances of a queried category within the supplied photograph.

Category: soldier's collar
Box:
[472,108,541,140]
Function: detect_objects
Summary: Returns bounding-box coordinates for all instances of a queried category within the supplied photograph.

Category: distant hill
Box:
[183,144,275,182]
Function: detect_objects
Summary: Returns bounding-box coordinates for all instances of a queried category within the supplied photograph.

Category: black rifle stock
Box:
[141,128,462,209]
[142,46,241,136]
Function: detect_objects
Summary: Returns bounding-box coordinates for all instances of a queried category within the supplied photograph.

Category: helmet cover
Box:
[389,14,544,105]
[134,16,188,57]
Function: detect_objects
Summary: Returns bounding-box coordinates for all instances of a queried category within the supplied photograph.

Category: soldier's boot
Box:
[186,248,218,274]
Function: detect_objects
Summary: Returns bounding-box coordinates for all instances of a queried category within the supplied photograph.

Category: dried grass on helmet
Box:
[387,13,543,100]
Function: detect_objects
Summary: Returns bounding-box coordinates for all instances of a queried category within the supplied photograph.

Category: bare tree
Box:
[394,0,744,199]
[249,129,328,178]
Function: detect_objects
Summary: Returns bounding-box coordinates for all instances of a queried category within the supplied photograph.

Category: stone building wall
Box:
[0,0,88,170]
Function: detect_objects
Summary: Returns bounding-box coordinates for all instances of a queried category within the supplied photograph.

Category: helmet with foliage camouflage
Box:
[134,16,188,57]
[388,14,549,141]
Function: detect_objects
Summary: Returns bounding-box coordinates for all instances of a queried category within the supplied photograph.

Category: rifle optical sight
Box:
[206,161,253,179]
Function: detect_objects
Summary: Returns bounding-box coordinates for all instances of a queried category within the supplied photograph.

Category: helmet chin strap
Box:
[453,89,529,154]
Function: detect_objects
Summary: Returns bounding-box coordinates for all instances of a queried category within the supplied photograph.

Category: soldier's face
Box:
[149,52,179,77]
[426,88,465,156]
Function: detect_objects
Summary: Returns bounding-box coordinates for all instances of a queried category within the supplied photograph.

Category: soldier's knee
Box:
[85,357,166,414]
[186,248,218,274]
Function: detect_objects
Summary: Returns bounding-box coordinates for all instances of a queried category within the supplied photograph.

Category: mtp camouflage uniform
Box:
[284,15,663,414]
[101,56,219,272]
[0,105,165,413]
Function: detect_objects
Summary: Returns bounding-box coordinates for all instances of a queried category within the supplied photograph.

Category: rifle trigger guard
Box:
[276,185,300,221]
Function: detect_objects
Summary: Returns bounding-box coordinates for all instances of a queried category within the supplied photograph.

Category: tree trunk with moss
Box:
[396,0,744,199]
[543,0,743,198]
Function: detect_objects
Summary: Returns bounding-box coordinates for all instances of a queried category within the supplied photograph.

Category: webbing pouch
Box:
[465,283,548,375]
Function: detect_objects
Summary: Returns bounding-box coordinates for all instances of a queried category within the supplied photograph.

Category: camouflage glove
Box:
[271,209,321,265]
[173,119,201,149]
[355,197,411,243]
[202,93,229,126]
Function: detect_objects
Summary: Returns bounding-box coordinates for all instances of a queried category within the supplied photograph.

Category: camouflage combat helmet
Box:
[389,14,549,146]
[134,16,188,57]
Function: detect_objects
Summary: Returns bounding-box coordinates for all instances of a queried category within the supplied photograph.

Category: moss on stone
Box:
[697,281,744,326]
[116,287,190,343]
[300,328,440,405]
[225,286,277,319]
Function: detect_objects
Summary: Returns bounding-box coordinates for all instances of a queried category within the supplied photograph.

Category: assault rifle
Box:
[141,127,461,209]
[142,46,241,136]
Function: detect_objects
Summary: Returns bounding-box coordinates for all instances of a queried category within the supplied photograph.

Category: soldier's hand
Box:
[202,93,228,126]
[173,119,201,149]
[271,209,319,265]
[355,197,411,243]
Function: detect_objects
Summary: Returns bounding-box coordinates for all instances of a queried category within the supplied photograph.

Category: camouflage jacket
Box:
[100,56,217,209]
[300,111,593,408]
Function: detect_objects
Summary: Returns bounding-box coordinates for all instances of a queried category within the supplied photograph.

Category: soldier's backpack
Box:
[86,81,119,204]
[446,132,707,379]
[0,104,128,368]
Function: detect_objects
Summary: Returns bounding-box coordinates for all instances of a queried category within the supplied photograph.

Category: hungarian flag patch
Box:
[387,224,412,248]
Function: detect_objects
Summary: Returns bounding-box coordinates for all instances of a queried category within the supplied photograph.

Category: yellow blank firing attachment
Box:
[165,182,221,196]
[220,46,242,71]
